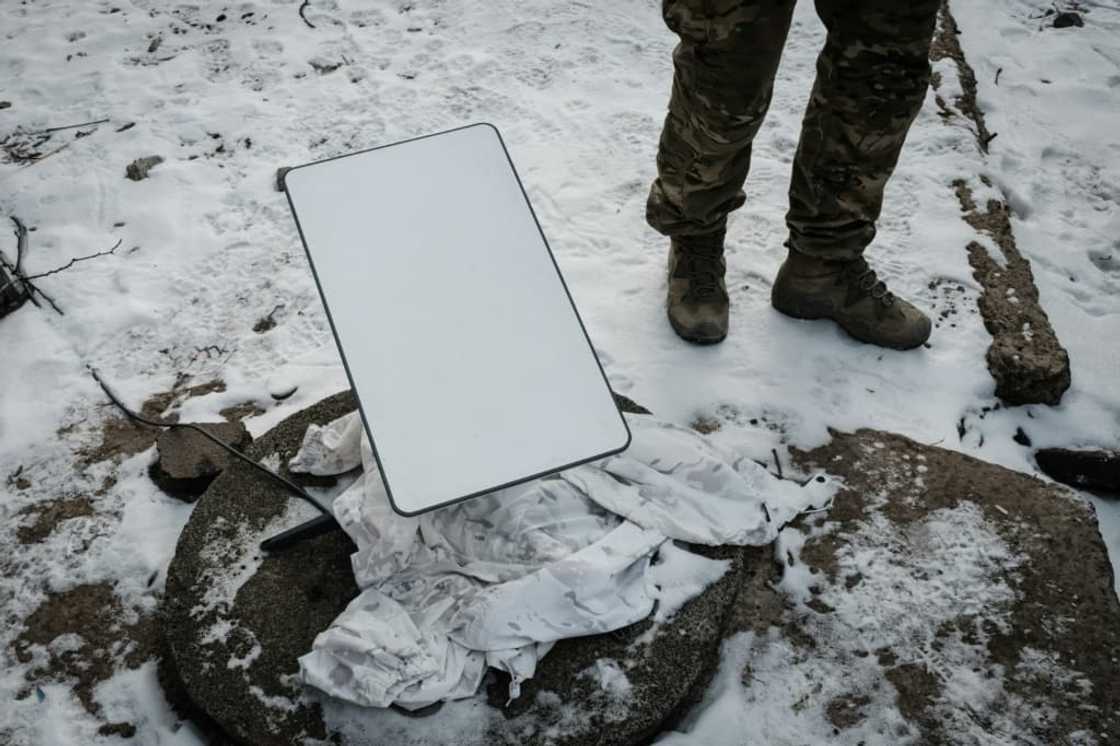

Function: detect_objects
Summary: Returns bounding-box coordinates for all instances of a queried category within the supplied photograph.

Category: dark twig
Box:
[2,218,40,310]
[28,118,110,135]
[0,271,21,299]
[11,216,27,273]
[24,238,122,280]
[771,448,784,480]
[0,218,120,316]
[1,246,63,315]
[34,142,71,164]
[0,256,37,308]
[994,67,1002,86]
[298,0,315,28]
[32,284,64,314]
[194,344,227,359]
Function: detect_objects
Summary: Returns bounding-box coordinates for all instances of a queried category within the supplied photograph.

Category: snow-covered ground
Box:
[1,0,1116,743]
[948,0,1120,614]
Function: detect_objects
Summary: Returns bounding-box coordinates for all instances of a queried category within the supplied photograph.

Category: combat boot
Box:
[667,232,729,344]
[771,247,932,350]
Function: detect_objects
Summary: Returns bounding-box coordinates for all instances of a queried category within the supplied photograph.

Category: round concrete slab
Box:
[161,390,360,745]
[160,391,751,745]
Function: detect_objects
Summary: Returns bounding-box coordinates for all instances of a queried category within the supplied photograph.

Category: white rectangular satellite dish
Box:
[283,123,631,516]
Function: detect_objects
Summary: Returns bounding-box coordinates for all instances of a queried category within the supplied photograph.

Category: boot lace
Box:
[677,235,725,302]
[839,258,895,308]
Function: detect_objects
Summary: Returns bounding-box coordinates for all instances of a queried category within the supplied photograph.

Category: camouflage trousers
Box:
[646,0,941,259]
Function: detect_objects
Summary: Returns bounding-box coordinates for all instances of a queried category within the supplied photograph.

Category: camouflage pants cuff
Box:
[786,229,872,262]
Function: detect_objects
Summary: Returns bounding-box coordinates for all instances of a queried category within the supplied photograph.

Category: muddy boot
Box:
[771,247,932,350]
[667,232,729,344]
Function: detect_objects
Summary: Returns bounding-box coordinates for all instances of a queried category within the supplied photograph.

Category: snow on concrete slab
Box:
[664,428,1120,744]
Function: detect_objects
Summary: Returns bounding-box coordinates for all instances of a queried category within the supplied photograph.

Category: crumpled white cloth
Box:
[294,411,834,710]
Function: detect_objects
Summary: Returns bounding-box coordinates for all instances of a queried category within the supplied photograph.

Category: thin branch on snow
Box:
[24,238,122,280]
[12,216,27,273]
[27,118,110,135]
[188,344,232,366]
[299,0,316,28]
[31,283,64,314]
[33,142,72,163]
[0,245,61,314]
[1,217,119,316]
[0,274,19,297]
[0,143,72,180]
[0,255,35,308]
[1,218,40,310]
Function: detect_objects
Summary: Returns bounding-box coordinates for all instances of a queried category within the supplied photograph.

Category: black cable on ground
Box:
[88,366,331,518]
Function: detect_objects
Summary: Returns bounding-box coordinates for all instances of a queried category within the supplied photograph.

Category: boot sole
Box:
[668,311,727,345]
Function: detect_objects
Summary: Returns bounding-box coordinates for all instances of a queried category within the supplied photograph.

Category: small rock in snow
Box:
[149,422,253,500]
[309,58,343,75]
[1036,448,1120,494]
[125,155,163,181]
[1052,11,1084,28]
[270,384,298,401]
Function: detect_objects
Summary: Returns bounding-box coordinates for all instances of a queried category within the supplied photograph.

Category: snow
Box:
[7,681,98,746]
[94,663,207,746]
[581,658,634,700]
[648,542,731,623]
[191,508,308,620]
[658,502,1052,745]
[579,658,634,725]
[946,0,1120,600]
[0,0,1117,742]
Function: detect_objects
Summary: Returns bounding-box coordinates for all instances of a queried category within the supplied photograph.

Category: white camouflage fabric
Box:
[292,411,833,709]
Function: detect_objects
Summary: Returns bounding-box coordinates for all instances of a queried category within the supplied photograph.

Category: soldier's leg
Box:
[786,0,940,259]
[646,0,797,239]
[771,0,939,350]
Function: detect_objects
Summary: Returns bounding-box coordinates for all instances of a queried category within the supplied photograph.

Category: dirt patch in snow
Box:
[884,663,944,739]
[6,466,32,490]
[929,2,996,152]
[690,416,721,435]
[825,693,872,730]
[929,1,1072,407]
[220,401,267,422]
[11,582,158,733]
[15,495,95,544]
[953,178,1071,405]
[79,377,226,464]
